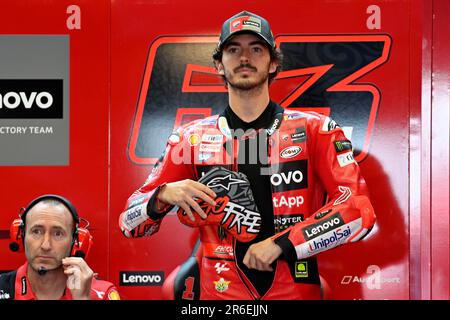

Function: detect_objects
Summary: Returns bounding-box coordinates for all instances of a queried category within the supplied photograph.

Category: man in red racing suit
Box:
[119,11,376,300]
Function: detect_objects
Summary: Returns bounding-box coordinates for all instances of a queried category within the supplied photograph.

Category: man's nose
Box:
[40,233,51,251]
[239,48,250,63]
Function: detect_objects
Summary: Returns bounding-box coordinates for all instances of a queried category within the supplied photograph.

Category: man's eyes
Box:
[227,46,263,53]
[31,228,43,235]
[29,228,65,238]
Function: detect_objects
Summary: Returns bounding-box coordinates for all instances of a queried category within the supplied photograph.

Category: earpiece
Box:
[72,226,93,258]
[8,194,93,259]
[9,218,23,252]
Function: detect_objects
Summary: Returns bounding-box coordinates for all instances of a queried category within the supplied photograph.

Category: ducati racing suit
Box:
[119,103,376,300]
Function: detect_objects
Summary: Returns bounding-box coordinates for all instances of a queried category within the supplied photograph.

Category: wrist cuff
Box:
[147,183,173,220]
[273,230,298,262]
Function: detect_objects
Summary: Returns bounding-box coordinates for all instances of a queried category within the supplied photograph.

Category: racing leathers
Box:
[119,102,376,300]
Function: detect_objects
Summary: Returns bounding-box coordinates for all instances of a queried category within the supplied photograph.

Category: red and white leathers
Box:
[119,107,376,300]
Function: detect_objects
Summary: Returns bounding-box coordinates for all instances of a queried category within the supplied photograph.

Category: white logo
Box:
[202,134,223,143]
[122,203,148,230]
[334,186,352,205]
[270,170,303,186]
[213,245,234,256]
[198,153,213,161]
[199,143,221,153]
[121,273,163,285]
[0,290,10,300]
[337,151,356,167]
[207,174,246,191]
[341,265,401,290]
[273,195,304,208]
[266,118,280,135]
[221,201,261,234]
[280,146,302,159]
[214,263,230,274]
[92,289,105,299]
[304,217,343,239]
[0,91,53,109]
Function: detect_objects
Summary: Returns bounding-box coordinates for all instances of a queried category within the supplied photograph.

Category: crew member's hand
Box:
[62,257,94,300]
[157,179,216,221]
[243,238,283,271]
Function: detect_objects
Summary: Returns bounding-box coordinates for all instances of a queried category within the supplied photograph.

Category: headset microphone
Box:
[73,250,85,259]
[38,266,48,276]
[9,241,20,252]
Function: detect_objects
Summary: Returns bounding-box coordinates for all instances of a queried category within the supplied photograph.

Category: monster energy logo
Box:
[334,140,352,153]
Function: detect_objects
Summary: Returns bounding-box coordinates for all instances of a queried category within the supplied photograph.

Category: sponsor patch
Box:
[214,262,230,275]
[202,134,223,143]
[273,195,304,209]
[213,245,234,256]
[284,112,303,121]
[122,203,148,230]
[337,151,356,167]
[274,214,304,233]
[291,126,306,143]
[108,290,121,300]
[199,143,222,153]
[198,153,213,161]
[207,174,247,191]
[302,213,345,241]
[295,219,362,259]
[266,113,283,136]
[188,133,200,146]
[230,16,262,33]
[334,140,353,153]
[199,118,217,126]
[307,225,352,253]
[270,160,308,192]
[214,278,230,293]
[280,146,302,159]
[295,262,308,278]
[315,209,332,220]
[334,186,352,205]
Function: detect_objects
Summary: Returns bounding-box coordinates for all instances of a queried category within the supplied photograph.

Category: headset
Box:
[9,194,93,259]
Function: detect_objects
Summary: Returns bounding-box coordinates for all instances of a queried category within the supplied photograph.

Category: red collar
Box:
[15,262,72,300]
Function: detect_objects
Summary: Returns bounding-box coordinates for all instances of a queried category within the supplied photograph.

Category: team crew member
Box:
[119,11,376,299]
[0,195,120,300]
